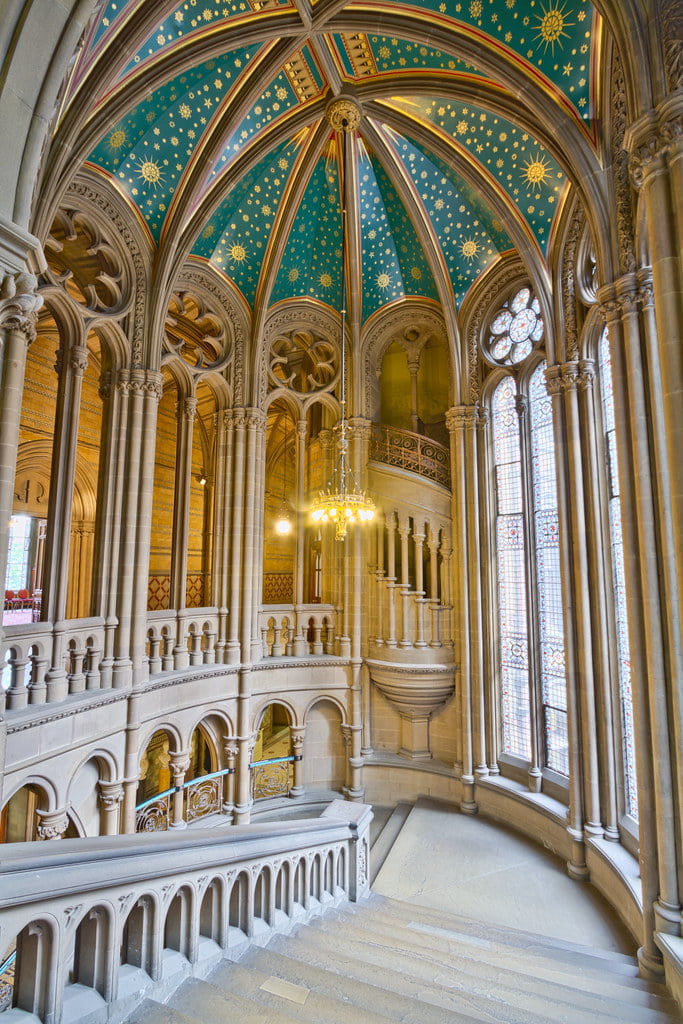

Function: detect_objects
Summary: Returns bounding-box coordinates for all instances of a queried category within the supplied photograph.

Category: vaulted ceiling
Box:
[60,0,601,326]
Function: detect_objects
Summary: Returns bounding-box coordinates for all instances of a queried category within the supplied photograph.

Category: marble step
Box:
[370,802,412,883]
[208,951,413,1024]
[169,976,301,1024]
[306,906,679,1018]
[267,925,607,1024]
[286,912,680,1024]
[243,943,510,1024]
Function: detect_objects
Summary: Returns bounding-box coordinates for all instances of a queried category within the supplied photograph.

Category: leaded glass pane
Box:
[529,362,568,775]
[599,329,638,820]
[493,377,531,760]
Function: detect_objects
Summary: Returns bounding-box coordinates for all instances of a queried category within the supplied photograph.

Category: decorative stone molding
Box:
[260,304,340,408]
[611,54,637,276]
[597,274,654,323]
[0,271,43,342]
[179,396,198,421]
[544,362,583,395]
[180,265,246,402]
[663,0,683,91]
[561,203,585,361]
[368,661,455,760]
[66,180,144,364]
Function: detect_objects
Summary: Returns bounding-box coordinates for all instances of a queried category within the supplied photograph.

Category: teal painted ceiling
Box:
[74,0,599,323]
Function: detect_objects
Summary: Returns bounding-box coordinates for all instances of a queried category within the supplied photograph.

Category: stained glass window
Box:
[487,287,544,366]
[599,329,638,820]
[492,376,531,759]
[529,363,567,775]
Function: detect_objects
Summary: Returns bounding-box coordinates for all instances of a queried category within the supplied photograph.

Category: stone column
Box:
[408,357,420,433]
[445,407,475,809]
[398,517,412,648]
[98,781,123,836]
[342,722,364,800]
[599,280,680,976]
[545,363,597,879]
[226,410,245,664]
[413,529,426,648]
[0,272,42,606]
[111,369,162,689]
[213,411,232,662]
[222,741,238,819]
[249,411,267,660]
[290,726,305,797]
[42,337,89,702]
[170,395,197,668]
[293,418,308,656]
[385,512,398,648]
[169,751,191,829]
[36,809,69,840]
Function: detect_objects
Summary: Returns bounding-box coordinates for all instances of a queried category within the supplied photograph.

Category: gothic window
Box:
[486,287,544,366]
[599,329,637,821]
[489,287,567,779]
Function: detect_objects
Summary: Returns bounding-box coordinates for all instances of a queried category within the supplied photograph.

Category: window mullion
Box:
[515,389,543,792]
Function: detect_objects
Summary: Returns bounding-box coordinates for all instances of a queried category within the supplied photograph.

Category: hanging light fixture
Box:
[274,411,293,535]
[311,99,375,541]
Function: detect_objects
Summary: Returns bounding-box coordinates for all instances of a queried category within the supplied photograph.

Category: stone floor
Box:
[372,796,636,954]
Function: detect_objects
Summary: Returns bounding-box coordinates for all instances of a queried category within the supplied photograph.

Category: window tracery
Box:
[485,287,544,366]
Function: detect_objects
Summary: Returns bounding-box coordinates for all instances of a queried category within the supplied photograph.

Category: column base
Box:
[638,944,665,980]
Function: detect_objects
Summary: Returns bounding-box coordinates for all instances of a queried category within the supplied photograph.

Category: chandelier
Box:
[311,99,375,541]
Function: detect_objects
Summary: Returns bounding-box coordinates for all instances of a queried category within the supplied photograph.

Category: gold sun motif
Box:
[320,273,332,288]
[108,128,127,150]
[377,273,390,289]
[534,2,574,54]
[410,266,422,280]
[201,225,214,239]
[522,153,552,187]
[136,159,164,188]
[460,238,480,262]
[288,268,299,282]
[228,243,247,263]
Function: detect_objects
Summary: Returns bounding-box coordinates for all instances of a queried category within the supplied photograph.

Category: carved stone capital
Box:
[98,781,124,810]
[545,362,580,395]
[514,394,528,418]
[36,809,69,840]
[625,98,683,188]
[179,396,197,422]
[245,407,266,430]
[346,417,372,441]
[445,404,478,432]
[0,271,42,341]
[290,727,305,749]
[169,751,191,782]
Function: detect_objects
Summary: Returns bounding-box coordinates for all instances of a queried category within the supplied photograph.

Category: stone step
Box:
[305,906,679,1018]
[325,898,664,994]
[268,925,606,1024]
[169,976,301,1024]
[370,802,412,883]
[359,892,645,977]
[244,943,505,1024]
[208,952,406,1024]
[128,999,207,1024]
[285,912,679,1024]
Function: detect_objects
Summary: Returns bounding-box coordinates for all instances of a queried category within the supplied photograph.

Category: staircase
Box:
[131,893,681,1024]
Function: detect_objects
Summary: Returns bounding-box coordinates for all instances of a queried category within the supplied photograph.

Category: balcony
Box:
[369,425,450,490]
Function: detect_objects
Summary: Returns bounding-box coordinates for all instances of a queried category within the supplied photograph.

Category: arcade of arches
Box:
[0,0,682,1007]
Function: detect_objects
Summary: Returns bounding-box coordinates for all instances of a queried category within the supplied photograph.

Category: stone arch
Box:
[302,697,347,792]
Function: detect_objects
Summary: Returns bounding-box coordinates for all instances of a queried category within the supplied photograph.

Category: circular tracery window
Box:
[486,286,544,365]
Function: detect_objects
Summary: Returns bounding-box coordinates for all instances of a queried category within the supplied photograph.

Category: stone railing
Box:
[258,605,336,658]
[0,800,372,1024]
[1,618,108,708]
[369,424,451,489]
[145,609,221,673]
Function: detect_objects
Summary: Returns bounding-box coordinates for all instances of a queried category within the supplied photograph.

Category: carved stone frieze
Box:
[561,203,585,362]
[663,0,683,91]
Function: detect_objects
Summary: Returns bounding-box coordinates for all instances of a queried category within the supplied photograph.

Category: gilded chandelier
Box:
[310,99,375,540]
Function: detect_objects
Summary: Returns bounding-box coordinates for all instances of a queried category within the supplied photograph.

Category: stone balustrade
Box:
[0,800,372,1024]
[258,605,336,658]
